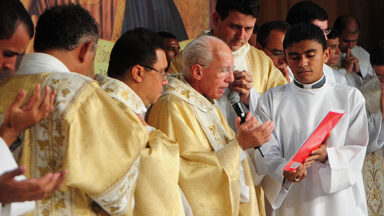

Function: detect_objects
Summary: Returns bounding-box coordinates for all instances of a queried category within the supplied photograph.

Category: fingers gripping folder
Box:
[283,110,345,172]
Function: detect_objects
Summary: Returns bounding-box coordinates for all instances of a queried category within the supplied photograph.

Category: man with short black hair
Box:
[326,29,342,68]
[158,31,180,70]
[0,1,65,215]
[286,1,346,84]
[258,23,368,216]
[0,0,33,77]
[0,4,146,215]
[256,21,291,82]
[286,1,329,38]
[96,28,192,215]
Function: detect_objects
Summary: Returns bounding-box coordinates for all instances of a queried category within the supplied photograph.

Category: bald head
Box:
[334,15,360,34]
[182,35,234,99]
[334,15,360,53]
[182,35,232,78]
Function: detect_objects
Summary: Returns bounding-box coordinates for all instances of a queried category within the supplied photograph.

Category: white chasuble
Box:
[257,80,368,216]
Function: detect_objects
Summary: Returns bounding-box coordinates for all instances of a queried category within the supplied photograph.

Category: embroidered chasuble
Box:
[0,53,148,215]
[357,76,384,216]
[147,76,261,216]
[95,75,187,216]
[168,32,284,216]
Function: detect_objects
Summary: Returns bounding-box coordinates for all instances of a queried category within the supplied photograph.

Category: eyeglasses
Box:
[264,47,285,59]
[199,64,234,78]
[140,65,169,81]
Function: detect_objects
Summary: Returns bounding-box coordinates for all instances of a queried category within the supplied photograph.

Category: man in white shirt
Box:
[258,23,368,216]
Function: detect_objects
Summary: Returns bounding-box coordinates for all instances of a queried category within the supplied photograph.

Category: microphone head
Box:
[227,91,240,105]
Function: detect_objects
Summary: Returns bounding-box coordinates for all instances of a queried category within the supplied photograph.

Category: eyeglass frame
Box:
[264,47,285,59]
[140,65,169,81]
[198,63,234,78]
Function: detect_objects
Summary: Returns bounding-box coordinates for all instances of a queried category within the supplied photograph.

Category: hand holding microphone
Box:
[228,91,274,155]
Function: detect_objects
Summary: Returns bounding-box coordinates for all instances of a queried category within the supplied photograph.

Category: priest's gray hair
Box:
[182,35,229,78]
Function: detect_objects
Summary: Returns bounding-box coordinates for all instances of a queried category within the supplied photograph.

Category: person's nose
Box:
[335,46,341,55]
[235,29,246,41]
[1,57,16,71]
[298,56,308,68]
[226,70,234,83]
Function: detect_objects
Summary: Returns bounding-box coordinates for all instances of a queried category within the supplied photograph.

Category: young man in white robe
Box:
[257,23,368,216]
[285,1,348,85]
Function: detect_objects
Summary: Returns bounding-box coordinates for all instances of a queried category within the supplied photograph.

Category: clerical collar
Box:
[293,76,326,89]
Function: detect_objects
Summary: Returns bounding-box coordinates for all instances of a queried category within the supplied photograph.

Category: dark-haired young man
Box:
[286,1,342,84]
[286,1,330,39]
[158,31,180,69]
[96,28,192,216]
[256,21,291,82]
[0,4,147,215]
[325,29,342,68]
[0,0,33,78]
[0,1,65,215]
[257,23,368,215]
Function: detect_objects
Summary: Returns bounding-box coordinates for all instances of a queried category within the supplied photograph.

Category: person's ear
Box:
[79,40,95,63]
[323,47,330,63]
[212,12,221,28]
[191,64,204,81]
[131,64,144,83]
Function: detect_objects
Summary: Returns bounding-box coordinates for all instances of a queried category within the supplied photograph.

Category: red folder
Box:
[283,110,344,172]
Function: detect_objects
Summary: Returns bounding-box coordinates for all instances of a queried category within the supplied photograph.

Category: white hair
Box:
[182,35,230,78]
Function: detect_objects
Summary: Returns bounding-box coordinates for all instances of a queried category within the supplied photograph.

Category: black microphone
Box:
[227,91,247,123]
[227,91,264,157]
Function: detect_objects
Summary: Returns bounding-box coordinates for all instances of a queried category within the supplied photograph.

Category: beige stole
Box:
[96,75,186,216]
[164,77,243,214]
[0,73,145,215]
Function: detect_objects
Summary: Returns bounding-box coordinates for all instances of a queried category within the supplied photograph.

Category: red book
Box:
[283,110,345,172]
